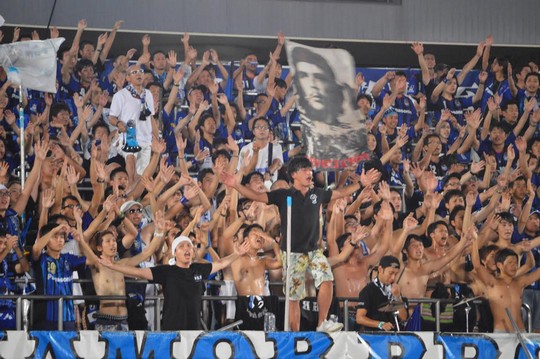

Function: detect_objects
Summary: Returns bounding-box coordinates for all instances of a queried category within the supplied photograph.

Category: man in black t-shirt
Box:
[356,255,408,331]
[221,156,380,332]
[101,235,248,330]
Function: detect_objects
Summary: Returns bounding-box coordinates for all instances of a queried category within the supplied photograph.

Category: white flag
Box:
[285,41,369,171]
[0,38,65,93]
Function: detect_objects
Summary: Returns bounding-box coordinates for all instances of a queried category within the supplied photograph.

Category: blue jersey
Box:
[377,91,418,126]
[33,252,86,323]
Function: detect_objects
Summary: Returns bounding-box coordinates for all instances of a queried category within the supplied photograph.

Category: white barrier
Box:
[0,331,539,358]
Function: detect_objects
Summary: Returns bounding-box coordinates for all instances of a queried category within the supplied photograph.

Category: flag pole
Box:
[284,196,292,331]
[18,85,25,190]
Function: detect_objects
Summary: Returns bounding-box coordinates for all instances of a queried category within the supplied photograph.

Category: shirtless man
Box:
[394,231,471,312]
[230,224,282,330]
[424,221,456,290]
[231,224,282,296]
[329,199,395,329]
[86,210,166,331]
[475,246,540,332]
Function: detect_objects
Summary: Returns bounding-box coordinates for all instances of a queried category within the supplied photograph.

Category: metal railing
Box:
[3,292,531,333]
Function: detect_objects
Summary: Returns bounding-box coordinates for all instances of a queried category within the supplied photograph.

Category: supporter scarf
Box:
[125,84,150,119]
[373,276,393,302]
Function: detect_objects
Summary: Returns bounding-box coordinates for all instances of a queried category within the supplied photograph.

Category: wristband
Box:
[174,83,181,86]
[154,232,165,238]
[97,178,105,184]
[191,158,199,166]
[180,196,190,206]
[378,321,385,330]
[442,78,448,84]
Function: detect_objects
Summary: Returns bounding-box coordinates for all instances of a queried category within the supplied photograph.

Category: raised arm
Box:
[457,42,484,85]
[220,170,269,204]
[411,42,430,86]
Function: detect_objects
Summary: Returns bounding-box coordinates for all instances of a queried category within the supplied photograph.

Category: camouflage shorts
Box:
[281,249,334,301]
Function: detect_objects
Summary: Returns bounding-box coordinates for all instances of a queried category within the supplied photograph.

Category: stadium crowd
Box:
[0,19,540,334]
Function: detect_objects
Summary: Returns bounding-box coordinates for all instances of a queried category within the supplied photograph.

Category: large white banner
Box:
[285,41,369,171]
[1,331,539,358]
[0,38,64,93]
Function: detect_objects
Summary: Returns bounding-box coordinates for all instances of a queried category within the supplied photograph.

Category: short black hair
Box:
[91,122,111,136]
[449,205,465,225]
[242,171,264,185]
[356,93,373,106]
[525,72,540,83]
[427,220,448,238]
[287,156,312,177]
[444,189,465,205]
[50,102,70,119]
[76,59,94,74]
[443,173,462,187]
[39,222,59,237]
[498,212,515,225]
[197,168,214,183]
[212,149,232,163]
[61,195,79,208]
[252,116,271,129]
[479,244,499,263]
[110,167,128,181]
[243,223,264,238]
[489,120,511,134]
[495,248,518,267]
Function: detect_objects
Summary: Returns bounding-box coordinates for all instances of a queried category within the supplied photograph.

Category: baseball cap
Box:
[0,185,7,191]
[379,255,401,269]
[120,200,142,214]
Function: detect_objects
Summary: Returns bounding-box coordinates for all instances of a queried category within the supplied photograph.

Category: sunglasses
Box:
[129,69,144,75]
[127,208,143,214]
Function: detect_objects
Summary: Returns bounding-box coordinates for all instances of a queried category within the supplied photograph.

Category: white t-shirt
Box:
[109,87,155,145]
[238,141,283,182]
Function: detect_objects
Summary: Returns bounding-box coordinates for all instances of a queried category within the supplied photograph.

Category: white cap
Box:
[120,200,142,214]
[0,185,7,191]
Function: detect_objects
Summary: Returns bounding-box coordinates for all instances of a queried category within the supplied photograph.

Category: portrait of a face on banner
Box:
[285,41,369,171]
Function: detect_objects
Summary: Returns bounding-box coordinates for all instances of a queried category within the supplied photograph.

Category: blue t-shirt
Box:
[33,252,86,323]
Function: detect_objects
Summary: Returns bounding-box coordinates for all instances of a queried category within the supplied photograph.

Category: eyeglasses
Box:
[0,191,9,198]
[129,69,144,75]
[63,204,82,209]
[127,208,143,214]
[254,126,269,130]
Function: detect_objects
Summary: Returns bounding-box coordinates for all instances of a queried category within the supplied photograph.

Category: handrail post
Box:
[58,298,63,331]
[435,300,440,332]
[155,296,161,332]
[344,300,349,332]
[16,297,22,330]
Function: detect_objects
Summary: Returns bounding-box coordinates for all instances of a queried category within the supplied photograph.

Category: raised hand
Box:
[50,26,59,39]
[40,187,55,209]
[403,213,418,232]
[66,165,80,185]
[209,49,220,63]
[360,168,381,187]
[77,19,87,30]
[410,42,424,55]
[142,34,151,46]
[173,68,184,85]
[470,160,485,174]
[167,50,177,68]
[97,33,108,47]
[0,162,8,178]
